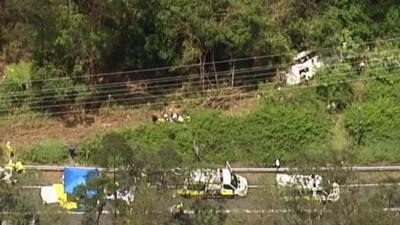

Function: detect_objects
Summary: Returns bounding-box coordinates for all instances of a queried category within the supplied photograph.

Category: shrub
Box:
[315,63,355,111]
[28,139,68,164]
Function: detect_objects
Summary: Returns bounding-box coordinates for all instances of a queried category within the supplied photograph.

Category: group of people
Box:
[0,141,25,183]
[152,112,191,124]
[170,202,185,218]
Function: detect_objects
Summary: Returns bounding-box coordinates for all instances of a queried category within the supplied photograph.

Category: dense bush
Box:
[0,62,31,111]
[78,134,105,163]
[27,139,68,164]
[316,63,355,111]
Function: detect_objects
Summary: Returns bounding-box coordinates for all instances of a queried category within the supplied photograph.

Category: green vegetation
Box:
[345,97,400,163]
[112,102,330,165]
[2,1,400,224]
[0,0,400,115]
[72,55,400,167]
[0,62,31,114]
[1,2,400,167]
[26,139,68,164]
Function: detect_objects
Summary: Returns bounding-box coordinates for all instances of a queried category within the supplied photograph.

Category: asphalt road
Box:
[12,166,400,225]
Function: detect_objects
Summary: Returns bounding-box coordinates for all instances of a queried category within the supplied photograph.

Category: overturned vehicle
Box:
[285,51,323,85]
[276,174,340,203]
[176,162,248,198]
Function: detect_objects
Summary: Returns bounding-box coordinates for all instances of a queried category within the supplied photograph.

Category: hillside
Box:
[2,1,400,225]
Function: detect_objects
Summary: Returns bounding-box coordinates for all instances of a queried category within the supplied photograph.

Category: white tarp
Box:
[40,186,59,204]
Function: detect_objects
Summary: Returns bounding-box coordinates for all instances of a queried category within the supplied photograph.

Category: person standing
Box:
[69,145,77,159]
[5,141,15,158]
[275,158,281,169]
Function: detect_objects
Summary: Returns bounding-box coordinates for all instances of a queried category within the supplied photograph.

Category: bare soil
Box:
[0,107,153,151]
[222,96,257,117]
[0,97,258,152]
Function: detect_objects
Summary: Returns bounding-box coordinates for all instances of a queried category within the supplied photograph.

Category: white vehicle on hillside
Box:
[285,51,323,85]
[276,174,340,202]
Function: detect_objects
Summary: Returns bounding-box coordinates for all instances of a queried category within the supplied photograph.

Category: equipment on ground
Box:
[276,174,340,202]
[177,161,248,198]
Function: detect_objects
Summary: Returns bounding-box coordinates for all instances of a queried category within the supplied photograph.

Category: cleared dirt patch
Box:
[0,107,153,151]
[0,96,259,152]
[223,96,258,117]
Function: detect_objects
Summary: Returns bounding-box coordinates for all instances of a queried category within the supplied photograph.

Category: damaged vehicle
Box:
[177,161,248,198]
[285,51,324,85]
[276,173,340,203]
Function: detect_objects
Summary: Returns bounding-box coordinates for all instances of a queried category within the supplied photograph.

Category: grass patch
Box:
[0,111,51,127]
[26,139,68,164]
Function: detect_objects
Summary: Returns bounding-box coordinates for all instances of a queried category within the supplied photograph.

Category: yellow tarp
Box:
[53,184,78,210]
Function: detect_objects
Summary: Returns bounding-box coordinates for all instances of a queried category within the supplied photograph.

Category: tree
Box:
[75,176,111,225]
[90,132,135,223]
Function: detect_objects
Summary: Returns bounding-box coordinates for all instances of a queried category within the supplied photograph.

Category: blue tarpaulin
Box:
[64,167,99,196]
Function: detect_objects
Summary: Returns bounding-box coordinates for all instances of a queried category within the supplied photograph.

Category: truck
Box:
[176,161,248,198]
[276,173,340,203]
[285,51,323,85]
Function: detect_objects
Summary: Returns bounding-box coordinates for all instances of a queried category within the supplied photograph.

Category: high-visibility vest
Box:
[15,162,25,173]
[5,143,15,156]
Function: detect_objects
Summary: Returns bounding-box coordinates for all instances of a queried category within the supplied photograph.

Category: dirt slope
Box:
[0,108,152,150]
[0,97,257,151]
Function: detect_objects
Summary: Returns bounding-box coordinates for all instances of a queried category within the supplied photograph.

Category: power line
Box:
[2,64,399,113]
[1,65,399,117]
[2,92,257,117]
[0,75,270,110]
[0,70,275,106]
[1,36,399,85]
[1,62,397,107]
[1,50,398,100]
[0,65,274,97]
